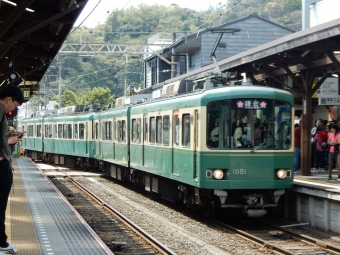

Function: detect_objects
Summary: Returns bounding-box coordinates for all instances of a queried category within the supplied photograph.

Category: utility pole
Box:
[58,65,62,109]
[124,54,128,96]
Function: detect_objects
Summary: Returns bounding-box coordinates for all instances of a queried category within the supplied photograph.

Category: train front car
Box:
[196,86,294,217]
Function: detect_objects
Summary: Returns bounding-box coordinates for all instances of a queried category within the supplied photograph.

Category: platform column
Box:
[323,200,330,231]
[309,196,315,228]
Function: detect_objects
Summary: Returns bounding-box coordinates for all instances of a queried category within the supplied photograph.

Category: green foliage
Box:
[45,1,301,103]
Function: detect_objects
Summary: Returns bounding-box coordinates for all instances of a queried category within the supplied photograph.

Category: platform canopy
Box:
[0,0,88,99]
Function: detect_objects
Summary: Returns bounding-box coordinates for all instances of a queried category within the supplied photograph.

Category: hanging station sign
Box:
[315,77,339,98]
[319,97,340,105]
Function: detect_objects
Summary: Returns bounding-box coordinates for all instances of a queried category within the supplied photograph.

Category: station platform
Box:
[294,169,340,190]
[7,157,113,255]
[288,169,340,234]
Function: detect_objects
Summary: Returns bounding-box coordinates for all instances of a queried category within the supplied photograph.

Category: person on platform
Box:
[327,124,339,180]
[294,121,301,174]
[0,85,24,254]
[311,119,323,169]
[313,126,328,173]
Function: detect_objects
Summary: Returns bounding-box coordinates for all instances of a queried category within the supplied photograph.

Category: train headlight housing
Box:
[276,169,287,179]
[213,169,224,180]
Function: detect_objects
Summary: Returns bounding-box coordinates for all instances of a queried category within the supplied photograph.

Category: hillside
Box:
[43,0,301,106]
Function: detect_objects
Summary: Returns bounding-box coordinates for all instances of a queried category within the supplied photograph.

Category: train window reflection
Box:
[274,101,291,149]
[117,121,122,142]
[144,117,148,143]
[182,114,190,147]
[122,120,126,142]
[173,114,179,146]
[163,115,169,146]
[206,98,291,150]
[108,121,112,140]
[136,118,141,144]
[63,124,67,139]
[132,119,137,143]
[54,124,57,138]
[58,124,62,138]
[156,116,162,145]
[150,117,155,144]
[74,124,78,139]
[79,123,85,140]
[67,124,72,139]
[37,124,42,137]
[207,100,230,149]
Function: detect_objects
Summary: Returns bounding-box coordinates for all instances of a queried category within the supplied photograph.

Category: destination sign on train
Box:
[235,99,268,109]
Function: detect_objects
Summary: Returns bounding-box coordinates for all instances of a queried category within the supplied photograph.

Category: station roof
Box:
[0,0,88,99]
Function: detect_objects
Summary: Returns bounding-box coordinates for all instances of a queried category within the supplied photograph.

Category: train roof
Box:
[129,86,295,112]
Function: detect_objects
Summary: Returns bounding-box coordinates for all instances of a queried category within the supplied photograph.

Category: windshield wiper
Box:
[251,140,268,152]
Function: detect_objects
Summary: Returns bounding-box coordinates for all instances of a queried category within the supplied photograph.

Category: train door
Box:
[172,111,180,176]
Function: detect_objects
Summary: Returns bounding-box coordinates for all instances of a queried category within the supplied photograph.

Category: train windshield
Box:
[207,99,291,150]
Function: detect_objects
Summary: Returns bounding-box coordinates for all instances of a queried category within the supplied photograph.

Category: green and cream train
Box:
[21,85,294,217]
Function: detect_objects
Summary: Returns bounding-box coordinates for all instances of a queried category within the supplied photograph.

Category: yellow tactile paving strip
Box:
[7,158,43,255]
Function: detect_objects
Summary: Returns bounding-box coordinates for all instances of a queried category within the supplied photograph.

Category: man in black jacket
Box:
[0,85,24,254]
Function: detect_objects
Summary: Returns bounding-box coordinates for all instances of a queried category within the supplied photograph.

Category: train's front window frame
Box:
[206,98,292,150]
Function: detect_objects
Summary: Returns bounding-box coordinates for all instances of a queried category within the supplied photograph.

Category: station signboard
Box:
[314,77,338,98]
[21,88,30,100]
[318,97,340,105]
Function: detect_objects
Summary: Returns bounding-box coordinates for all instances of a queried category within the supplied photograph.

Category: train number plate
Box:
[232,169,247,175]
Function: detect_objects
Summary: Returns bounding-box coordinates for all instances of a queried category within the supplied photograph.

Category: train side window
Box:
[95,123,98,140]
[182,114,190,147]
[136,118,141,144]
[163,115,170,146]
[107,122,111,140]
[63,124,67,138]
[101,121,106,140]
[48,124,52,138]
[117,121,122,142]
[58,124,62,138]
[79,123,84,139]
[114,121,117,141]
[67,124,72,139]
[54,124,57,138]
[132,119,137,143]
[122,120,126,142]
[28,125,33,137]
[144,117,148,143]
[173,115,179,146]
[150,117,155,144]
[44,124,49,138]
[37,124,42,137]
[156,116,162,145]
[74,124,78,139]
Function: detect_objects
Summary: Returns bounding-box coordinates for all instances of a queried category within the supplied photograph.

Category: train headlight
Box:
[276,169,287,179]
[213,169,224,180]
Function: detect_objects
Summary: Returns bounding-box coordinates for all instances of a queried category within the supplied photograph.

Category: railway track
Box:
[41,165,340,255]
[49,171,175,255]
[212,219,340,255]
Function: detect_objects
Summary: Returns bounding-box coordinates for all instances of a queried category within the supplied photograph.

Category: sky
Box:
[75,0,225,28]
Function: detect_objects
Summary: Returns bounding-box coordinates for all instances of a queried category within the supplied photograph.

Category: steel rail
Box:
[213,219,298,255]
[64,174,176,255]
[262,222,340,255]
